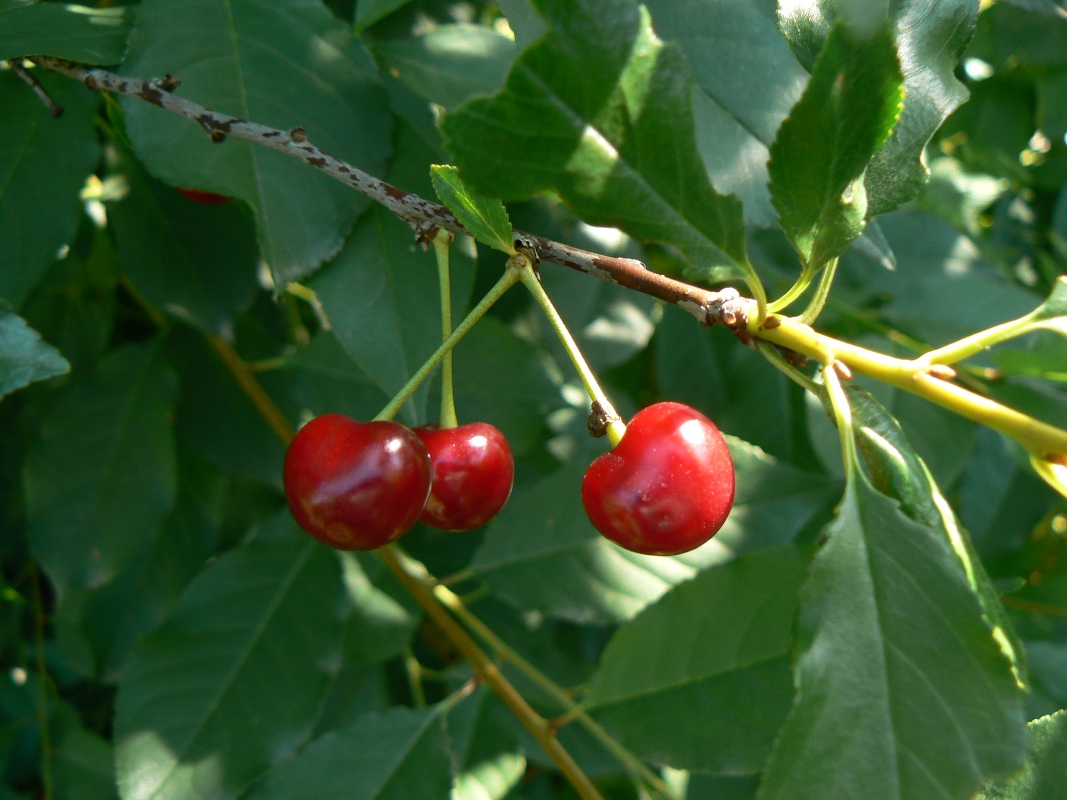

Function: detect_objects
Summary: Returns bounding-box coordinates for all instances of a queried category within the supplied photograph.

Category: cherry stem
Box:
[433,231,460,430]
[374,266,521,422]
[515,258,627,447]
[377,546,607,800]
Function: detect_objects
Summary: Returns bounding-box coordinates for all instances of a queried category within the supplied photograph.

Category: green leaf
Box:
[769,22,903,269]
[0,301,69,399]
[431,165,515,254]
[121,0,392,286]
[246,705,453,799]
[354,0,412,31]
[165,324,288,487]
[284,331,392,422]
[846,387,1026,681]
[25,342,178,594]
[337,552,420,666]
[1026,275,1067,335]
[586,545,807,773]
[452,315,559,455]
[0,71,101,309]
[779,0,979,216]
[107,150,259,336]
[441,0,754,285]
[644,0,809,227]
[0,3,131,63]
[757,464,1026,799]
[448,688,525,800]
[976,711,1067,800]
[68,452,225,680]
[372,24,516,109]
[52,721,119,800]
[471,439,837,624]
[115,515,346,800]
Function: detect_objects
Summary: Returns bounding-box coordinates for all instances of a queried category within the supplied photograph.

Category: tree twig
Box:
[7,59,64,117]
[31,56,745,329]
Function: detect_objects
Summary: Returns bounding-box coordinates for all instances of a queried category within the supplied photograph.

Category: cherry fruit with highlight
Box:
[283,413,432,550]
[416,422,515,531]
[581,402,735,556]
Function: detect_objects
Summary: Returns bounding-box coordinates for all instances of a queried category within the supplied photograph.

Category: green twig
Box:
[798,257,838,325]
[375,266,520,422]
[433,232,460,429]
[750,312,1067,458]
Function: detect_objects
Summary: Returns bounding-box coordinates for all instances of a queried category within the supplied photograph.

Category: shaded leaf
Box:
[354,0,412,31]
[431,165,515,254]
[976,711,1067,800]
[0,71,100,308]
[107,150,259,336]
[246,705,452,800]
[779,0,979,216]
[0,301,69,399]
[115,515,346,800]
[122,0,392,285]
[452,315,560,456]
[337,552,420,666]
[448,687,525,800]
[373,23,516,109]
[586,545,808,773]
[0,4,131,63]
[441,0,753,284]
[25,342,177,593]
[769,23,903,268]
[645,0,808,227]
[53,722,119,800]
[471,438,838,624]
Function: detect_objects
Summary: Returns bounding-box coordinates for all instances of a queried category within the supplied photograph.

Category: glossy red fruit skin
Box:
[581,402,734,556]
[177,187,233,205]
[415,422,515,531]
[283,414,432,550]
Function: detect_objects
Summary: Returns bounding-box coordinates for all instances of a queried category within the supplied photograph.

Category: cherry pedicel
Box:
[283,413,432,550]
[581,402,735,556]
[416,422,515,531]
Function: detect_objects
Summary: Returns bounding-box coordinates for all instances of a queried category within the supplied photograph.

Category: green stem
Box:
[756,341,820,395]
[375,267,521,422]
[433,232,460,429]
[798,258,838,325]
[517,261,626,447]
[918,312,1043,367]
[768,268,816,314]
[822,362,860,484]
[378,547,606,800]
[431,583,671,797]
[403,647,427,708]
[751,313,1067,457]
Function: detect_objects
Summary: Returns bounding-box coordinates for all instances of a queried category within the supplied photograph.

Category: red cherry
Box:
[415,422,515,531]
[177,187,233,205]
[581,402,734,556]
[283,414,432,550]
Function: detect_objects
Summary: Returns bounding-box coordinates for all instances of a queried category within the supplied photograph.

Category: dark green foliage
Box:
[0,2,1063,799]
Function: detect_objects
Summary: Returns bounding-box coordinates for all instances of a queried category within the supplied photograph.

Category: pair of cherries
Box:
[284,414,514,550]
[284,402,734,557]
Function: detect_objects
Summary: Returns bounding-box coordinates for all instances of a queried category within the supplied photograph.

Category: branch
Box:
[32,56,745,329]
